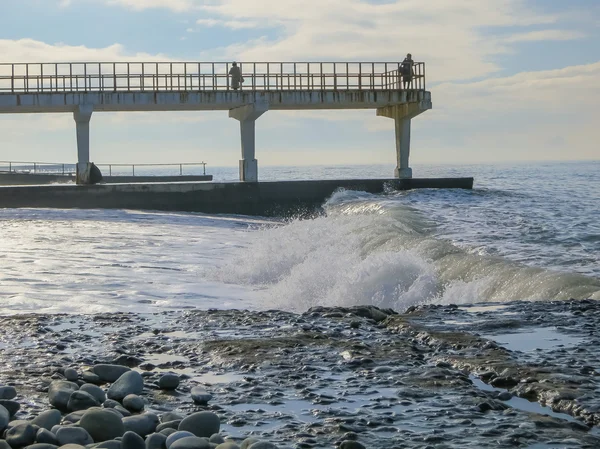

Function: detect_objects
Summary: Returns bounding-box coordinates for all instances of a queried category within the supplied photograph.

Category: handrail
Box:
[0,61,426,93]
[0,161,207,176]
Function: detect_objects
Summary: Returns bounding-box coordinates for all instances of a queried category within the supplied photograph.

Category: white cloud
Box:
[196,18,261,29]
[106,0,195,12]
[503,29,586,43]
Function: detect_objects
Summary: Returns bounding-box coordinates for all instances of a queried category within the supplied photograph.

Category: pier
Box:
[0,61,431,183]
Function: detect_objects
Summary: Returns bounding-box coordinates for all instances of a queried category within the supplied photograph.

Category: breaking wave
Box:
[208,189,600,312]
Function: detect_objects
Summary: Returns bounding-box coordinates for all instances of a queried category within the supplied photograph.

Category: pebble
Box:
[108,371,144,401]
[31,410,62,431]
[166,431,196,449]
[247,443,278,449]
[48,380,79,410]
[169,437,210,449]
[67,390,100,412]
[80,383,107,404]
[158,374,180,390]
[123,394,145,412]
[36,428,59,445]
[0,404,10,431]
[157,420,181,432]
[339,442,366,449]
[92,364,131,383]
[209,435,225,444]
[95,440,122,449]
[145,432,168,449]
[178,412,220,438]
[0,386,17,400]
[0,400,20,416]
[215,443,240,449]
[122,431,146,449]
[56,426,94,446]
[239,438,260,449]
[79,409,125,442]
[123,413,160,437]
[64,368,79,381]
[82,371,102,384]
[0,441,9,449]
[26,444,60,449]
[190,387,212,405]
[5,423,38,447]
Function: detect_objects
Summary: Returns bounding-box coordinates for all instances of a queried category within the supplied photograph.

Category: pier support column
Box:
[229,102,269,182]
[73,105,94,185]
[377,102,430,179]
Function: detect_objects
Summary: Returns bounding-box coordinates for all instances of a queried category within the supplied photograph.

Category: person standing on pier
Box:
[229,62,244,90]
[401,53,414,89]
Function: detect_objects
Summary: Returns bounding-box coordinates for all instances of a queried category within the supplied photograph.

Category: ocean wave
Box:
[207,190,600,312]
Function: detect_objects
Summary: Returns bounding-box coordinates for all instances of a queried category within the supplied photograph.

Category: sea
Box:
[0,160,598,315]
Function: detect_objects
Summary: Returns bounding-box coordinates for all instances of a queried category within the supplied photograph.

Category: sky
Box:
[0,0,598,168]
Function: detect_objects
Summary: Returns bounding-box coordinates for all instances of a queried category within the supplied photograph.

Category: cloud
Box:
[503,29,586,43]
[196,18,261,30]
[106,0,195,12]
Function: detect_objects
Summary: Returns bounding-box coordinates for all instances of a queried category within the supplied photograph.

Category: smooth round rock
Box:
[145,432,167,449]
[190,388,212,405]
[339,442,366,449]
[239,438,259,449]
[161,413,183,423]
[58,445,87,449]
[64,409,89,424]
[247,443,278,449]
[159,429,177,437]
[67,390,100,412]
[122,413,160,438]
[123,394,145,412]
[48,380,79,411]
[121,431,146,449]
[31,410,62,431]
[64,368,79,382]
[92,364,131,383]
[178,412,219,438]
[6,423,38,447]
[0,386,17,400]
[79,384,106,404]
[82,371,102,385]
[36,427,59,445]
[156,421,181,432]
[95,440,122,449]
[169,437,210,449]
[165,431,195,449]
[25,444,59,449]
[107,372,144,401]
[0,404,11,431]
[56,426,94,446]
[79,409,125,442]
[0,440,9,449]
[215,444,239,449]
[0,399,20,416]
[209,435,225,445]
[158,374,180,391]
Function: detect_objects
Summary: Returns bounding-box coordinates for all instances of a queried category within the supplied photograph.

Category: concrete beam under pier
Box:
[0,178,473,217]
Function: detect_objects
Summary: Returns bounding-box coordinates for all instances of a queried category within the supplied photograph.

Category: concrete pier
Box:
[0,178,474,217]
[0,61,433,184]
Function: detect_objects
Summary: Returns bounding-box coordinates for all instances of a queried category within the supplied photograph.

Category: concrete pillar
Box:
[73,105,93,184]
[394,117,412,179]
[229,102,269,182]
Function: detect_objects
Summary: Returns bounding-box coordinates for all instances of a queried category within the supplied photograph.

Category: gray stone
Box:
[122,395,144,412]
[247,444,278,449]
[82,371,102,385]
[67,390,100,412]
[0,387,17,400]
[94,441,122,449]
[57,445,86,449]
[48,381,79,411]
[208,435,224,445]
[64,368,79,382]
[0,440,9,449]
[31,410,62,431]
[5,423,38,447]
[160,413,183,423]
[103,399,121,408]
[145,433,167,449]
[0,400,19,417]
[79,384,106,404]
[0,404,10,432]
[122,413,159,438]
[115,406,132,417]
[156,421,181,432]
[190,388,212,405]
[79,409,125,442]
[107,372,144,401]
[169,437,210,449]
[56,427,94,446]
[159,429,176,437]
[165,432,195,449]
[178,413,219,438]
[158,375,180,391]
[92,365,131,383]
[215,444,239,449]
[63,409,89,424]
[25,444,59,449]
[339,442,366,449]
[36,428,59,445]
[239,439,259,449]
[121,431,145,449]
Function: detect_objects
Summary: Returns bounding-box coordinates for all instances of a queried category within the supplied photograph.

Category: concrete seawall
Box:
[0,173,213,185]
[0,178,473,217]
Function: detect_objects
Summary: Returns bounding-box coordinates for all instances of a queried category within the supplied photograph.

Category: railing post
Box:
[62,164,65,175]
[33,163,36,174]
[11,64,14,93]
[9,162,11,173]
[180,164,182,175]
[109,165,112,176]
[132,165,135,176]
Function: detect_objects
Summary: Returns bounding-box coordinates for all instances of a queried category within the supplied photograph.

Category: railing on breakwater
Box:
[0,61,426,94]
[0,161,208,177]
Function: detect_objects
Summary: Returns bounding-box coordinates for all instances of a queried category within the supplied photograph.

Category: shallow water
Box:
[0,161,598,314]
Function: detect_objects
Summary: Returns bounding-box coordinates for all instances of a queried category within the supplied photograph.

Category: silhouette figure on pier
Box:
[402,53,414,89]
[229,62,244,90]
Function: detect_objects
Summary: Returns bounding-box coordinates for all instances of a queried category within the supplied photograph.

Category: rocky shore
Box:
[1,300,600,448]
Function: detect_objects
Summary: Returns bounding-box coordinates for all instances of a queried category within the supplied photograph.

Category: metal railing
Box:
[0,62,425,94]
[0,161,207,177]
